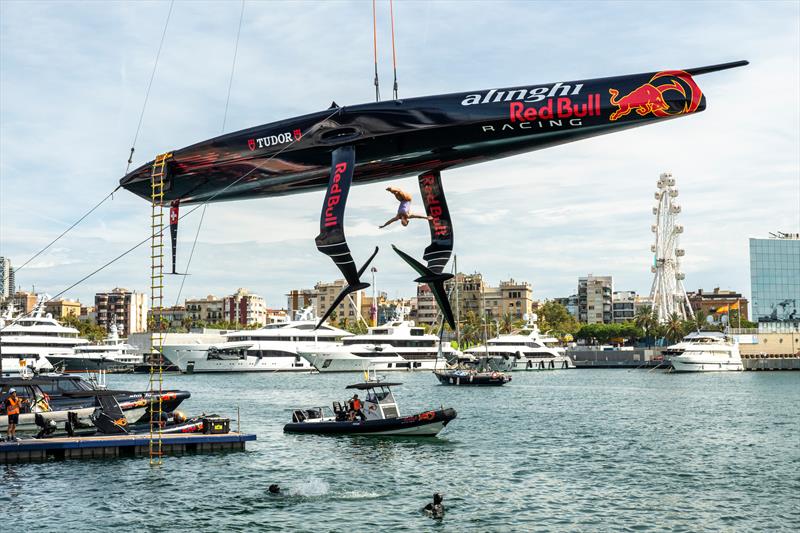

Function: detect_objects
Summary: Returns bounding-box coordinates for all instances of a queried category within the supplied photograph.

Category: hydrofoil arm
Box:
[314,146,378,329]
[393,171,456,329]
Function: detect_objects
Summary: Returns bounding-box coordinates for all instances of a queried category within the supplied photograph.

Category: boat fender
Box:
[418,411,435,422]
[491,372,500,379]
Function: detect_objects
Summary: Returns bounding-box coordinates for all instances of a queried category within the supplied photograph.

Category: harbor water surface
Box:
[3,370,798,532]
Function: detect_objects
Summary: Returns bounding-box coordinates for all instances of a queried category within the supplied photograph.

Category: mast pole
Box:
[372,0,380,102]
[454,255,460,349]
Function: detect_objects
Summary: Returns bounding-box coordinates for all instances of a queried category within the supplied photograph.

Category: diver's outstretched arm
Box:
[379,215,401,228]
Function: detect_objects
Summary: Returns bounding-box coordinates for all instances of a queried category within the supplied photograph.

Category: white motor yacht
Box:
[464,316,574,371]
[48,322,143,372]
[299,320,458,372]
[0,300,87,375]
[163,308,352,373]
[664,331,743,372]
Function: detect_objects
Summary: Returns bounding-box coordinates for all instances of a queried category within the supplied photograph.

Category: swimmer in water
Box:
[268,484,281,495]
[378,187,433,229]
[422,492,445,519]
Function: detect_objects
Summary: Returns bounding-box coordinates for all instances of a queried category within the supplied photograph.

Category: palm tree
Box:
[498,313,523,334]
[634,305,657,345]
[459,311,482,348]
[690,310,707,332]
[664,312,685,343]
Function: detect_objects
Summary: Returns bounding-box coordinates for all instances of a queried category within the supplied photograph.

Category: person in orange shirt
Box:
[348,394,366,422]
[4,388,28,442]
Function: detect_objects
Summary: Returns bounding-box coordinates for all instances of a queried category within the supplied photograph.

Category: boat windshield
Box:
[365,387,395,404]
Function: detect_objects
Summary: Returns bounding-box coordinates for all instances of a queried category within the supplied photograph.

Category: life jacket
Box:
[5,396,21,415]
[352,399,362,410]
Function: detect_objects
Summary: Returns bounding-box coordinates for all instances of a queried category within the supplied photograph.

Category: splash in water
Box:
[288,478,330,498]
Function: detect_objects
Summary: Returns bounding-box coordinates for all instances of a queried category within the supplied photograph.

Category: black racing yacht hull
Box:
[120,62,747,205]
[283,408,456,437]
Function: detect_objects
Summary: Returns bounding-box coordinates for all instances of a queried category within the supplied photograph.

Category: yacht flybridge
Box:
[0,300,88,375]
[299,320,458,372]
[664,331,743,372]
[163,308,352,372]
[464,316,574,371]
[284,381,457,436]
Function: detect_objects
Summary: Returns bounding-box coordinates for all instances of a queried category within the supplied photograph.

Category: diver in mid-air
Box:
[378,186,433,229]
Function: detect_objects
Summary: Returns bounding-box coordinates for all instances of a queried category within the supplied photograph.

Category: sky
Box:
[1,0,798,310]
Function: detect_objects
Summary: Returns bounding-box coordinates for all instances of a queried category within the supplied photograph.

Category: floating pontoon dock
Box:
[0,432,256,464]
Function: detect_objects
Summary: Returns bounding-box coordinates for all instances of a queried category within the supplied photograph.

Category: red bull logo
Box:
[609,70,702,122]
[323,162,348,227]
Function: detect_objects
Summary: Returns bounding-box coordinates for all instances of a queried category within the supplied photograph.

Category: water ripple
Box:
[4,370,799,532]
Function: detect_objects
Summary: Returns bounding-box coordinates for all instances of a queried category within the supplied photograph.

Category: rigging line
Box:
[221,0,246,133]
[0,108,343,333]
[389,0,398,100]
[172,0,245,310]
[372,0,380,102]
[14,185,121,275]
[125,0,175,175]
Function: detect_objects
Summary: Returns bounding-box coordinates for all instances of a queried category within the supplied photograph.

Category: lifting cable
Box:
[14,185,121,275]
[372,0,380,102]
[389,0,399,100]
[126,0,175,175]
[0,107,344,332]
[172,0,245,309]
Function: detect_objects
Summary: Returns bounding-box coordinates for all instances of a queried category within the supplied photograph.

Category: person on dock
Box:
[423,493,445,519]
[378,186,433,229]
[3,388,28,442]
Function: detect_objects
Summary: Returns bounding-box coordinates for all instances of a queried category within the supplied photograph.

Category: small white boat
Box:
[664,331,743,372]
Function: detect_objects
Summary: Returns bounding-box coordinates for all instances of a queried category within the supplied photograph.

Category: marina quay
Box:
[1,1,798,531]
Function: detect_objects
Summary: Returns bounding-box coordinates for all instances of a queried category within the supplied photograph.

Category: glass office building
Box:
[749,233,800,324]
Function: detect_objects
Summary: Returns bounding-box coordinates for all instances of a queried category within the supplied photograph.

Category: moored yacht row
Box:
[0,299,142,376]
[157,309,575,374]
[5,300,740,375]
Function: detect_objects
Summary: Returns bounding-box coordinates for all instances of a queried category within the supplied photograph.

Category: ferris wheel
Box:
[648,172,694,322]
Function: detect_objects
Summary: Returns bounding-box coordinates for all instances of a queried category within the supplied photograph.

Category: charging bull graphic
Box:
[120,61,747,330]
[609,70,703,122]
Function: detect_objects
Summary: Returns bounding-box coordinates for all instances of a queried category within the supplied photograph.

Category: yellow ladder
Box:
[149,152,171,466]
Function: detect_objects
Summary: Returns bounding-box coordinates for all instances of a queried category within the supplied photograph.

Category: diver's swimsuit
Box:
[397,200,411,215]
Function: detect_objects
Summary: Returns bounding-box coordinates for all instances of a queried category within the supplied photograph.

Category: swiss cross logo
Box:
[247,138,256,151]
